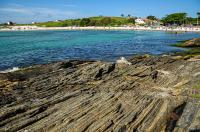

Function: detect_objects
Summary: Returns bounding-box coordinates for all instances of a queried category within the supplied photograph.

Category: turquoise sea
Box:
[0,30,199,70]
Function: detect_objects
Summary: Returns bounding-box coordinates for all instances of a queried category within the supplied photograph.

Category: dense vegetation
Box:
[1,12,199,27]
[146,15,157,20]
[35,13,200,27]
[161,12,200,26]
[35,16,136,27]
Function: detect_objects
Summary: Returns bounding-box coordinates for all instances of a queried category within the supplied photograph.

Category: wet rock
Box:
[183,38,200,47]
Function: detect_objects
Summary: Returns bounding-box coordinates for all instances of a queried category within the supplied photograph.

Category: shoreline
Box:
[1,53,199,74]
[1,26,200,32]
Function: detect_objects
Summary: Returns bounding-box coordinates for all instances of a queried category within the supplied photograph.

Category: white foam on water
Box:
[116,57,132,65]
[0,67,20,73]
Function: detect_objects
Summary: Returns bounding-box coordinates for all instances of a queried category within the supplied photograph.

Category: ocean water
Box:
[0,30,199,70]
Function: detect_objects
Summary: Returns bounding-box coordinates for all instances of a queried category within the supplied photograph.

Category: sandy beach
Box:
[1,25,200,32]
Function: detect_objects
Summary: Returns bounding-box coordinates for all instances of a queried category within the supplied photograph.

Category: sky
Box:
[0,0,199,23]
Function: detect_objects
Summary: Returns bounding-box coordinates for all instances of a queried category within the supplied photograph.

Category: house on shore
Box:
[143,19,161,26]
[55,20,62,22]
[32,22,37,24]
[135,18,145,25]
[135,18,161,26]
[6,21,15,25]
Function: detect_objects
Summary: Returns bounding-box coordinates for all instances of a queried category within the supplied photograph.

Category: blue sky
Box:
[0,0,199,23]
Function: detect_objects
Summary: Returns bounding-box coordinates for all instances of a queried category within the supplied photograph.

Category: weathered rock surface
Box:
[0,56,200,132]
[181,38,200,47]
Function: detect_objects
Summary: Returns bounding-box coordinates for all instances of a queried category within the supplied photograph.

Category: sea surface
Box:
[0,30,200,70]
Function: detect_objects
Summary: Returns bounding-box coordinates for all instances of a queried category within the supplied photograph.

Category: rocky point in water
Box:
[176,38,200,47]
[0,55,200,132]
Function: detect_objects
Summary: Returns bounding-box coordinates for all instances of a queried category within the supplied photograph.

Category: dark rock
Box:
[104,63,115,74]
[0,94,16,106]
[150,70,158,81]
[60,61,74,68]
[94,68,104,79]
[94,63,115,79]
[7,73,27,81]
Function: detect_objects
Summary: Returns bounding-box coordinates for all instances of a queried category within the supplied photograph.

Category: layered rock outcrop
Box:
[0,55,200,132]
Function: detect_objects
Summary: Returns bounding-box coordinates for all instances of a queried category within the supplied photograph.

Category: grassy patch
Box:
[35,16,135,27]
[193,84,200,90]
[191,84,200,99]
[191,94,200,98]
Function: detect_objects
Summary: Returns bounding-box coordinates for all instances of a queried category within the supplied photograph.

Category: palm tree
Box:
[197,12,200,25]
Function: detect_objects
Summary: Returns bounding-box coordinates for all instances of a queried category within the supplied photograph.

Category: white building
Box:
[6,21,14,25]
[55,20,62,22]
[135,18,145,25]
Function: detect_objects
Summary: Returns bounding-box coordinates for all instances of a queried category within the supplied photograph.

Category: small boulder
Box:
[116,57,131,65]
[182,38,200,47]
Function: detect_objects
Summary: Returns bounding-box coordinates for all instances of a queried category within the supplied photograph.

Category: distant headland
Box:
[1,12,200,31]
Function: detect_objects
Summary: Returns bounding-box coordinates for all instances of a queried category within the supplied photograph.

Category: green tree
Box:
[197,12,200,25]
[80,18,91,26]
[100,17,112,26]
[89,20,97,26]
[127,14,131,18]
[95,20,102,26]
[161,13,187,26]
[116,21,122,26]
[184,17,200,25]
[121,14,125,17]
[147,15,157,20]
[71,20,76,26]
[128,18,135,24]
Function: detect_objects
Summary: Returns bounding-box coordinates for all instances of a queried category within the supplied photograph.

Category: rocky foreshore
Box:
[0,55,200,132]
[174,38,200,47]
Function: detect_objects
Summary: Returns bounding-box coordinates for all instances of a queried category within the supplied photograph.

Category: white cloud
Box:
[0,6,77,16]
[0,8,29,14]
[33,7,76,16]
[62,4,76,7]
[0,3,79,23]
